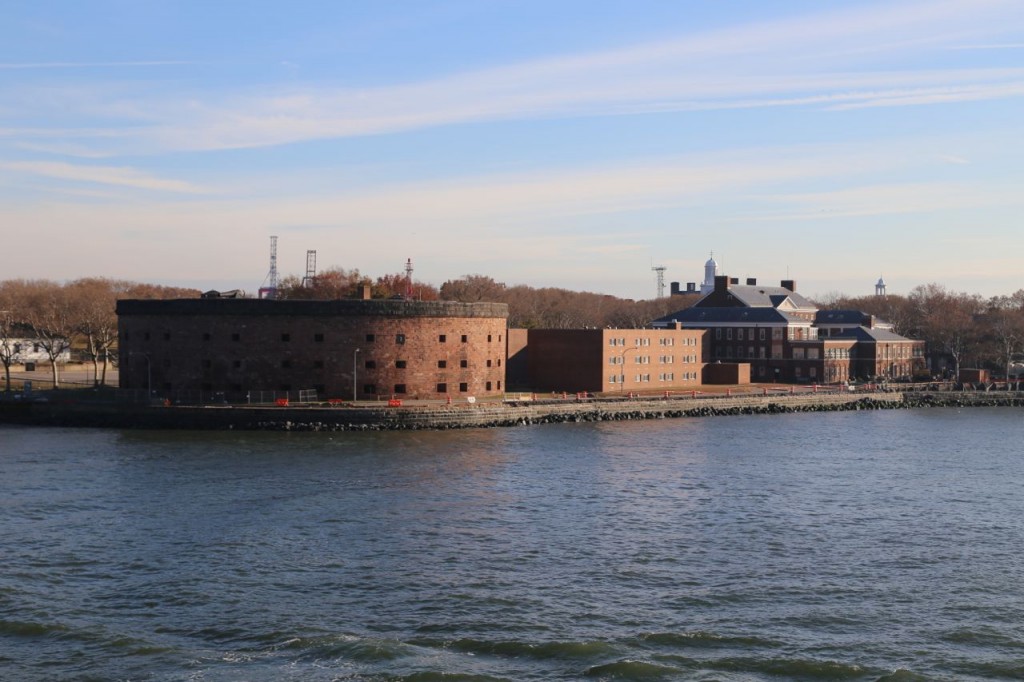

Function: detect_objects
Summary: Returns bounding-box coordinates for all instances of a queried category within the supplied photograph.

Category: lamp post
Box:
[353,348,361,402]
[620,345,639,392]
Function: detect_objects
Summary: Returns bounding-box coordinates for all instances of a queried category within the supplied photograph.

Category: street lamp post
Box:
[620,345,639,392]
[353,348,361,402]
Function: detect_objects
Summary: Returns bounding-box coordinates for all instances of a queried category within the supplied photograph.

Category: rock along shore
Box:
[3,390,1023,432]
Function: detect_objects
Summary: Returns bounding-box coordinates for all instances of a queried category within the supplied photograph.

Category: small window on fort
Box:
[314,333,324,343]
[459,382,468,392]
[486,359,492,367]
[365,360,376,369]
[486,381,492,391]
[231,333,240,342]
[487,334,492,343]
[461,334,468,343]
[396,333,406,344]
[164,332,171,341]
[460,359,468,368]
[396,360,407,369]
[232,360,242,369]
[366,333,375,342]
[497,359,501,367]
[497,381,502,390]
[364,384,376,394]
[394,384,407,394]
[281,333,290,342]
[281,359,292,368]
[438,360,447,368]
[499,335,502,342]
[313,360,324,369]
[436,383,447,393]
[439,334,447,343]
[202,333,210,341]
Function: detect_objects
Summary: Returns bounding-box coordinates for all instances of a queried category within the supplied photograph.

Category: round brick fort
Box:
[116,298,509,402]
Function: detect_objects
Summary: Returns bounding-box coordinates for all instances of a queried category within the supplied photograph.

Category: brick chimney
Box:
[714,275,730,293]
[746,277,757,286]
[781,279,796,292]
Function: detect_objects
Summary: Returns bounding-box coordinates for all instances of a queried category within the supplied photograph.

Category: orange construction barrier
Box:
[275,398,289,407]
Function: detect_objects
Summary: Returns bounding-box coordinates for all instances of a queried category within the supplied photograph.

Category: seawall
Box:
[5,390,1022,431]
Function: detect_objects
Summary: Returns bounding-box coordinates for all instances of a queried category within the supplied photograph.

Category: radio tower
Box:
[404,258,414,299]
[302,249,317,288]
[259,235,279,299]
[652,265,667,299]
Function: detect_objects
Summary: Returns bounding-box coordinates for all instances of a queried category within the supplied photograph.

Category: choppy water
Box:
[2,407,1024,681]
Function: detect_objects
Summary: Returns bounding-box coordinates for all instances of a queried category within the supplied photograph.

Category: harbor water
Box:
[2,407,1023,681]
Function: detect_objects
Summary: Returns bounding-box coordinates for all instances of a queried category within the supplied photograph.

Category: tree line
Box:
[4,271,1022,393]
[816,284,1024,380]
[0,279,199,391]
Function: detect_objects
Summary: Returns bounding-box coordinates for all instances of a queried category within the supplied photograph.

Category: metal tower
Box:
[652,265,667,298]
[259,235,279,299]
[302,250,317,288]
[405,258,414,298]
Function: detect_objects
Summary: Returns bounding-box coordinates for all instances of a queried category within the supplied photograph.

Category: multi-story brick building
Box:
[653,275,924,383]
[117,297,508,401]
[508,326,707,394]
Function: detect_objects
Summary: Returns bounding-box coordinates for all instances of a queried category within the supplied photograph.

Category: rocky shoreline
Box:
[3,390,1022,432]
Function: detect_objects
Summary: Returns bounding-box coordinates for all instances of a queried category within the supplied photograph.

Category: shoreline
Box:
[2,390,1022,431]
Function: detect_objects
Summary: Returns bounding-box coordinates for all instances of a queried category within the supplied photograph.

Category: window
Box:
[364,360,376,369]
[439,334,447,343]
[281,333,290,342]
[437,383,447,393]
[497,359,501,367]
[396,333,405,344]
[726,329,733,340]
[231,333,240,342]
[438,360,447,368]
[313,360,324,369]
[459,382,468,392]
[281,359,291,368]
[487,334,492,342]
[365,333,375,342]
[486,381,492,391]
[314,333,324,343]
[233,360,242,369]
[486,359,492,367]
[461,334,468,343]
[759,329,766,341]
[715,329,722,340]
[201,333,209,341]
[394,384,407,394]
[396,360,407,369]
[497,381,502,390]
[364,384,376,394]
[460,359,468,368]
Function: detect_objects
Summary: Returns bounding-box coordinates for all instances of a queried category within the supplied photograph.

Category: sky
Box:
[2,0,1024,301]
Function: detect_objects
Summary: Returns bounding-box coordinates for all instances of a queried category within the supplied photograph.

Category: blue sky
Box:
[2,0,1024,300]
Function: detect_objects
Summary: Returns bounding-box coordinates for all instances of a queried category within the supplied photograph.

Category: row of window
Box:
[607,354,699,365]
[608,336,698,347]
[607,372,699,384]
[195,358,502,370]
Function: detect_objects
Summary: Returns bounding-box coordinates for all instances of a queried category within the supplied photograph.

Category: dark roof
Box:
[654,306,804,326]
[831,327,915,343]
[696,284,817,310]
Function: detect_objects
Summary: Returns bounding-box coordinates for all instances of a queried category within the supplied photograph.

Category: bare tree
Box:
[19,280,76,388]
[0,281,24,393]
[68,278,120,386]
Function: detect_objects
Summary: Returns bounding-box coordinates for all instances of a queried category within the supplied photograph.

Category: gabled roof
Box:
[654,306,807,326]
[831,327,915,343]
[697,284,817,310]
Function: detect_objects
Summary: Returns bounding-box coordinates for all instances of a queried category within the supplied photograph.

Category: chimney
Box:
[746,277,757,286]
[670,282,681,296]
[715,275,730,293]
[729,277,739,285]
[686,282,696,293]
[781,279,796,292]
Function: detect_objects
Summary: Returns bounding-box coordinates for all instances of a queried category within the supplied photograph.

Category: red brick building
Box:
[509,326,707,394]
[117,297,508,401]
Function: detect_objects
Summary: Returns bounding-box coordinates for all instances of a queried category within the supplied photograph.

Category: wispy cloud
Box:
[0,161,207,194]
[0,61,192,70]
[7,0,1023,155]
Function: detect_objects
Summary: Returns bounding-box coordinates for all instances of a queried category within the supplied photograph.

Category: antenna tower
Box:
[259,235,279,299]
[404,258,414,298]
[652,265,667,299]
[302,249,317,288]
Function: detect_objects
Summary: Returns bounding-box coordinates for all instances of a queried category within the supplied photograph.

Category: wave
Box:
[584,659,683,679]
[709,656,867,679]
[632,630,781,650]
